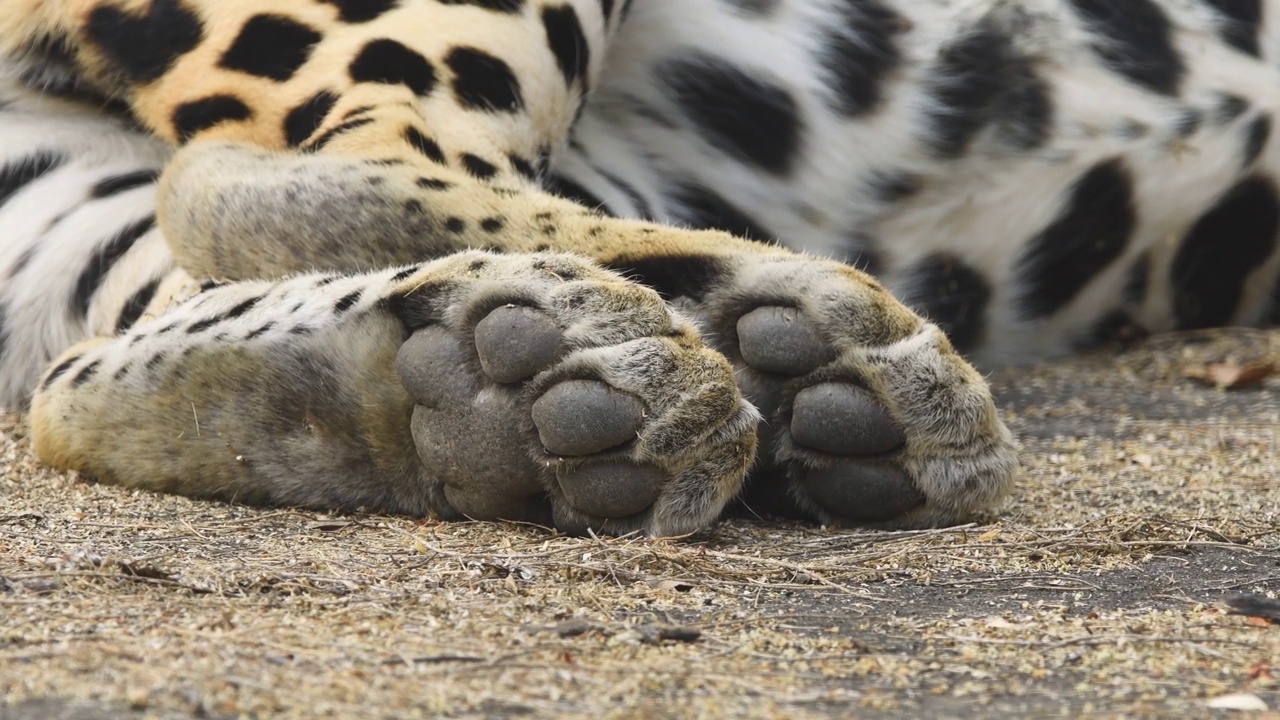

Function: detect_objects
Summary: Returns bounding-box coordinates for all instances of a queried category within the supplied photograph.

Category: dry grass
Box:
[2,328,1278,719]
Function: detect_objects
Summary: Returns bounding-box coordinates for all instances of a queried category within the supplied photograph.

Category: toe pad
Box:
[532,380,645,456]
[790,383,905,456]
[799,461,924,522]
[558,462,664,519]
[475,305,564,383]
[737,306,831,376]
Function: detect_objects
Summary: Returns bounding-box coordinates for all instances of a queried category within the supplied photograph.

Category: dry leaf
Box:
[650,578,696,592]
[1204,693,1269,711]
[307,520,355,532]
[1183,361,1275,390]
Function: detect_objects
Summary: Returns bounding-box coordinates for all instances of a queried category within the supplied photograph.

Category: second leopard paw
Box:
[695,256,1020,527]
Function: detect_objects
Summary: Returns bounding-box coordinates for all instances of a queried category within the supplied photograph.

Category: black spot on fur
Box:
[446,47,524,112]
[390,266,421,283]
[721,0,778,12]
[438,0,524,11]
[115,277,161,334]
[284,91,339,146]
[508,154,538,181]
[667,182,775,241]
[334,291,362,314]
[349,39,438,95]
[819,0,902,117]
[0,151,64,212]
[1172,175,1280,328]
[1216,93,1249,124]
[461,154,499,179]
[546,174,612,213]
[1066,0,1184,95]
[867,171,921,203]
[187,316,222,334]
[542,6,591,88]
[416,177,453,191]
[72,216,156,317]
[321,0,400,22]
[171,95,252,142]
[1201,0,1262,56]
[42,354,83,390]
[901,253,991,352]
[1017,159,1136,319]
[606,255,726,302]
[922,23,1053,158]
[84,0,203,83]
[1242,114,1271,167]
[659,53,802,175]
[445,217,468,233]
[304,117,374,152]
[246,322,274,339]
[90,169,159,199]
[146,353,166,370]
[72,360,101,387]
[225,295,263,320]
[404,126,447,163]
[219,14,321,81]
[481,217,505,233]
[1173,108,1202,137]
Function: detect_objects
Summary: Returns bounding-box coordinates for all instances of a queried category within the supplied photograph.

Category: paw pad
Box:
[798,461,924,521]
[531,380,645,456]
[790,383,905,456]
[556,462,665,519]
[474,305,564,383]
[736,306,831,375]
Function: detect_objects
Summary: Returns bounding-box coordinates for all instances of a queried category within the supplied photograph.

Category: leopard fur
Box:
[0,0,1275,534]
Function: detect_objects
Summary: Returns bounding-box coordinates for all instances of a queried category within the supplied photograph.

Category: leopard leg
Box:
[31,251,757,535]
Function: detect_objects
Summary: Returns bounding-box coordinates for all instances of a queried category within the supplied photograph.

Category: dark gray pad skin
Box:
[396,306,669,527]
[734,306,925,523]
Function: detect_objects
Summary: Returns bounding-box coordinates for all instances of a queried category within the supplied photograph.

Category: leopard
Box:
[0,0,1275,536]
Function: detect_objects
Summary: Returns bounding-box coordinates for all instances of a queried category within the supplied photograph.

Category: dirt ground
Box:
[2,328,1277,719]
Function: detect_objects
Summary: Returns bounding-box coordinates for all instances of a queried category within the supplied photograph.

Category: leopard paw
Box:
[696,256,1019,527]
[392,253,758,536]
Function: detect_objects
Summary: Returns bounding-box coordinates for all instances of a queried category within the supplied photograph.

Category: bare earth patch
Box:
[2,328,1277,719]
